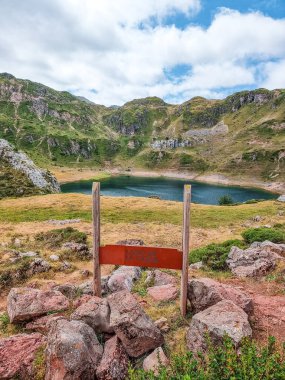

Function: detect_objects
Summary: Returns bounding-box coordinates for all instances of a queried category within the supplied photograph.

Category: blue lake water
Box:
[60,175,277,205]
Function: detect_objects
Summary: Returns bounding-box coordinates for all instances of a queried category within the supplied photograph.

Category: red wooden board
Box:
[99,245,183,270]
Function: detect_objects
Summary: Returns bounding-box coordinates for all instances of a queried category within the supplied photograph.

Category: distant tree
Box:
[218,194,234,205]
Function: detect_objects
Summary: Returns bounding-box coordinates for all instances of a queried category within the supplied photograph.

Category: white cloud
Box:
[0,1,284,105]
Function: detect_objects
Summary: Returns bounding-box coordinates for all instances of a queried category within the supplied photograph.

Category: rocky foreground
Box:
[0,240,285,379]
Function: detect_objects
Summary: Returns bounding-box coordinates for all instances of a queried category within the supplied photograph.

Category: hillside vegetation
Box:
[0,72,285,183]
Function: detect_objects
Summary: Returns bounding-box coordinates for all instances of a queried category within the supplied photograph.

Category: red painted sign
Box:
[99,245,183,270]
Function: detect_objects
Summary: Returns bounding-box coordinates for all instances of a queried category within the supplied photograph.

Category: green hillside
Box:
[0,73,284,182]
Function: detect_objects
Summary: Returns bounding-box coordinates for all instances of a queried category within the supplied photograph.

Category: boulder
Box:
[187,278,253,314]
[25,314,66,334]
[96,336,129,380]
[107,266,141,293]
[7,287,69,323]
[79,276,110,296]
[49,254,59,261]
[186,300,252,353]
[71,296,114,334]
[143,347,169,375]
[108,290,164,357]
[153,270,176,286]
[62,242,91,259]
[189,261,204,270]
[0,333,46,379]
[147,284,178,302]
[60,260,72,271]
[53,283,78,299]
[28,258,51,275]
[226,242,284,277]
[45,319,103,380]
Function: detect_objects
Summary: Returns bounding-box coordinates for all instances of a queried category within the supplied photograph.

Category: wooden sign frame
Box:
[92,182,191,316]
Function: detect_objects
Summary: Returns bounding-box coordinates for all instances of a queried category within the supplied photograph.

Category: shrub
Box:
[35,227,87,248]
[242,227,285,244]
[218,195,234,205]
[128,337,285,380]
[189,239,246,270]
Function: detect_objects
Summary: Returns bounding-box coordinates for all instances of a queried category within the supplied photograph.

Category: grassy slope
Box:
[0,73,285,184]
[0,194,284,229]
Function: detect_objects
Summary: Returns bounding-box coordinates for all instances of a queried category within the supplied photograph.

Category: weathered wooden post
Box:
[180,184,191,317]
[92,182,101,297]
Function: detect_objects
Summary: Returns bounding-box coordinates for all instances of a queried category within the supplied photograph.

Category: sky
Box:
[0,0,285,105]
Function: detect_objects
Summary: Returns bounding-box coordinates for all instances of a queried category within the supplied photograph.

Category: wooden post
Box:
[92,182,101,297]
[180,184,191,317]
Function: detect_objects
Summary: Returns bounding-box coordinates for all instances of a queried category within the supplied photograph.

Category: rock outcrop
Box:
[187,278,253,314]
[107,290,164,357]
[7,287,69,323]
[45,319,103,380]
[227,241,284,277]
[186,300,252,353]
[0,138,60,197]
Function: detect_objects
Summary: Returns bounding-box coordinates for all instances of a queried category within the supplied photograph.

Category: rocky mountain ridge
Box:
[0,73,284,183]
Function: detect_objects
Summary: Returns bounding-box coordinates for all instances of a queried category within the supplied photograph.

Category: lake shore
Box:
[52,167,285,194]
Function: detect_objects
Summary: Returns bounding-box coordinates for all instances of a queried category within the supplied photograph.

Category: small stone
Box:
[143,347,169,375]
[81,269,90,278]
[60,260,71,270]
[49,254,59,261]
[154,317,170,333]
[147,284,178,302]
[19,251,38,258]
[189,261,203,270]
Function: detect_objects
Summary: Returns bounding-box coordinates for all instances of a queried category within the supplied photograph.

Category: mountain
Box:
[0,73,284,183]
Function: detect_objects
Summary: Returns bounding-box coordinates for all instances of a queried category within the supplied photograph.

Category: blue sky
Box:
[0,0,285,105]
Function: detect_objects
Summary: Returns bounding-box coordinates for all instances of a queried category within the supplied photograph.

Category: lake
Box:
[60,175,277,205]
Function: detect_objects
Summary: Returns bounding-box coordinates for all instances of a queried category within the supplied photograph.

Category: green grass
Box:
[34,227,87,248]
[0,196,283,229]
[242,226,285,244]
[190,239,247,270]
[129,337,285,380]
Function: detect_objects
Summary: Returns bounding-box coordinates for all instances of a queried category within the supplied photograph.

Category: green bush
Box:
[35,227,87,248]
[218,195,234,205]
[242,227,285,244]
[189,239,246,270]
[129,337,285,380]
